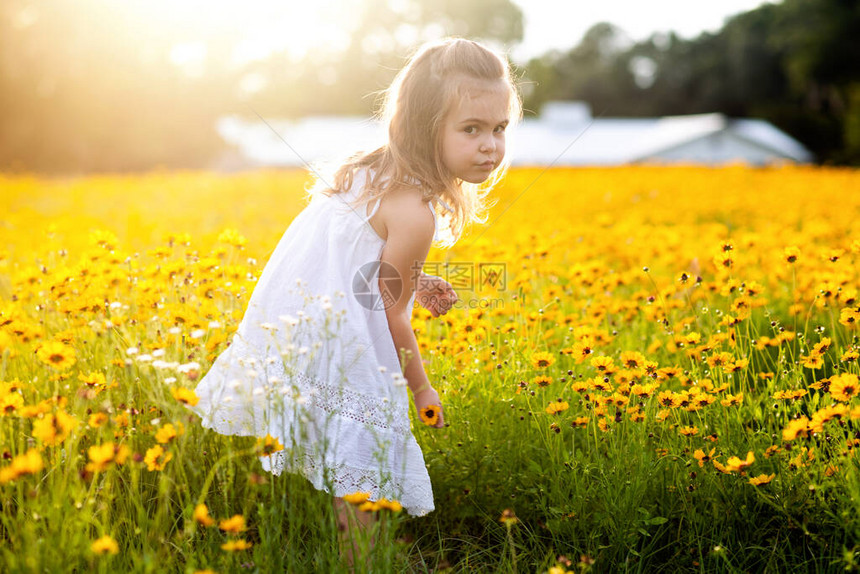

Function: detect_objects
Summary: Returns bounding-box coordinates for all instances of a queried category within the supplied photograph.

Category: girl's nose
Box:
[480,136,495,153]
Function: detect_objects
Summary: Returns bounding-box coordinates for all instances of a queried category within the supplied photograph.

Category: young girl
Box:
[187,36,521,560]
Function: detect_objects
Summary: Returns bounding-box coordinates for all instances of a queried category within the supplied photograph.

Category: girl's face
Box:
[440,79,510,184]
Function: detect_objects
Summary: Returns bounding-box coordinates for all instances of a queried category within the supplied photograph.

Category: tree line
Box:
[0,0,856,174]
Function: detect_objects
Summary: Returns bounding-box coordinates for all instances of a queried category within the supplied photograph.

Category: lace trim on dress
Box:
[290,370,411,436]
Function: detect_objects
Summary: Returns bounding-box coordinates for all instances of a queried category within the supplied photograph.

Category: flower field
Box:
[1,165,859,572]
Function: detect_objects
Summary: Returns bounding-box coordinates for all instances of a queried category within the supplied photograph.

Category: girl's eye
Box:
[495,125,506,133]
[464,126,477,134]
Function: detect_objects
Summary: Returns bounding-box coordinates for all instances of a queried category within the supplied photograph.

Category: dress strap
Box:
[364,196,383,223]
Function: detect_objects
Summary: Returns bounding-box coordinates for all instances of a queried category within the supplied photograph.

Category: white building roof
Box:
[214,100,813,169]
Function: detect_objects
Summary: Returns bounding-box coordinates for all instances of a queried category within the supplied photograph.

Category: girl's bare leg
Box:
[332,497,377,570]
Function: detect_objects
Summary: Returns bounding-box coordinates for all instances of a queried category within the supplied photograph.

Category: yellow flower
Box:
[531,351,556,370]
[721,393,743,407]
[91,535,119,555]
[810,403,849,432]
[530,374,553,387]
[679,426,699,437]
[0,392,24,416]
[254,433,284,456]
[839,307,859,328]
[725,451,755,472]
[342,491,371,506]
[619,351,646,369]
[0,448,44,483]
[85,442,130,472]
[78,372,107,388]
[220,539,252,552]
[829,373,859,402]
[840,349,859,362]
[419,405,440,426]
[783,246,800,264]
[800,354,824,369]
[374,498,403,512]
[693,448,715,468]
[590,356,615,374]
[32,410,77,446]
[36,341,76,371]
[545,400,569,415]
[193,503,215,527]
[171,387,199,406]
[144,445,173,471]
[155,423,179,444]
[657,391,678,408]
[571,416,589,428]
[88,412,109,428]
[219,514,246,534]
[782,416,810,441]
[748,473,774,486]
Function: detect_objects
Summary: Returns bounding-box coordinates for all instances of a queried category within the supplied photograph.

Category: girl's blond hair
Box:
[306,37,522,247]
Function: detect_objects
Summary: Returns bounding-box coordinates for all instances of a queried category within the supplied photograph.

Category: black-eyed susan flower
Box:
[32,410,77,446]
[88,412,109,428]
[693,448,715,468]
[720,393,743,407]
[657,390,678,408]
[840,349,859,362]
[91,535,119,555]
[144,445,173,471]
[374,498,403,512]
[679,426,699,437]
[725,451,755,472]
[0,448,44,483]
[619,351,646,370]
[155,423,179,444]
[85,442,130,472]
[590,355,615,374]
[782,417,810,441]
[810,403,849,432]
[171,387,199,406]
[748,473,775,486]
[255,433,284,456]
[193,503,216,527]
[812,338,832,355]
[220,539,252,552]
[531,351,556,370]
[36,341,76,371]
[545,400,569,415]
[218,514,246,534]
[800,354,824,369]
[783,246,800,264]
[530,374,553,387]
[419,405,440,426]
[571,416,589,428]
[343,492,371,506]
[829,373,858,402]
[0,392,23,415]
[839,307,859,328]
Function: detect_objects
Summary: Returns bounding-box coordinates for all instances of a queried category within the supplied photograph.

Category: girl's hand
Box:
[413,386,444,428]
[416,273,458,318]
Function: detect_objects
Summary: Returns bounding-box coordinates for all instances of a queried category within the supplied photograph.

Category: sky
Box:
[155,0,778,74]
[509,0,775,63]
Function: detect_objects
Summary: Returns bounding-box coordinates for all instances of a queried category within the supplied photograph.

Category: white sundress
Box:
[186,167,442,517]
